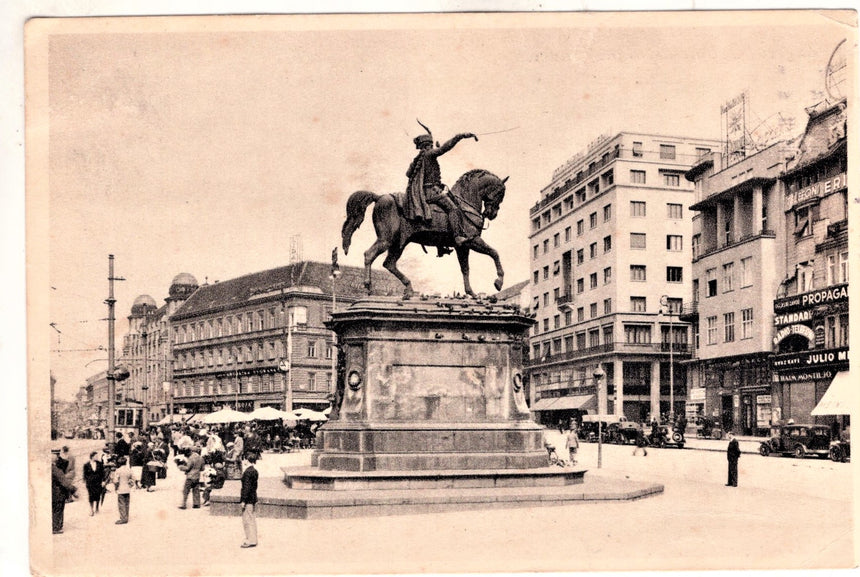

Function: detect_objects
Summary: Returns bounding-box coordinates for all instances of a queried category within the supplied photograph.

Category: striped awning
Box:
[531,398,558,411]
[811,370,853,416]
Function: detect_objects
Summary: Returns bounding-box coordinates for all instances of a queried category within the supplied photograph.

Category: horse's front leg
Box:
[455,246,475,297]
[465,237,504,291]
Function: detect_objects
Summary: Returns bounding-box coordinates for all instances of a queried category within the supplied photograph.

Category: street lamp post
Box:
[593,365,605,469]
[661,295,675,423]
[141,325,149,431]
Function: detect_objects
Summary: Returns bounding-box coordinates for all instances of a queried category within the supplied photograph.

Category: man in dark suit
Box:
[240,453,259,548]
[114,432,130,459]
[52,450,76,534]
[726,433,741,487]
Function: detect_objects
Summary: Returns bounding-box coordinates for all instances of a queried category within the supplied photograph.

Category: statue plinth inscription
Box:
[314,297,545,472]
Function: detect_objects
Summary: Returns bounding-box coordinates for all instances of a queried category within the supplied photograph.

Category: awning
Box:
[548,394,596,411]
[811,370,853,416]
[531,398,558,411]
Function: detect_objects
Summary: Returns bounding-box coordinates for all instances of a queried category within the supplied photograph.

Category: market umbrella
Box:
[289,408,328,422]
[202,408,252,424]
[250,406,292,421]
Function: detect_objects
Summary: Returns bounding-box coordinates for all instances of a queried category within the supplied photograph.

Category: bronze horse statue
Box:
[341,169,509,299]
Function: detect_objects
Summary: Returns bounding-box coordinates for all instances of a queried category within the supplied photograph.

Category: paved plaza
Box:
[39,434,854,576]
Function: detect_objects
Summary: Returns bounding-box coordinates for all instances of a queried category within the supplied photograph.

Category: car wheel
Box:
[759,444,770,457]
[793,445,805,459]
[672,432,683,443]
[830,447,843,462]
[713,430,723,440]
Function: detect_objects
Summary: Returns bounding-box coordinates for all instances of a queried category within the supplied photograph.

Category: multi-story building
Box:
[684,142,793,436]
[169,261,401,415]
[526,132,720,427]
[771,98,849,426]
[120,273,199,426]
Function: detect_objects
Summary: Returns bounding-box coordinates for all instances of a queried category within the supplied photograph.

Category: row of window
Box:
[174,371,331,398]
[704,309,755,345]
[532,322,689,358]
[532,296,684,336]
[174,306,310,344]
[532,202,685,258]
[630,169,683,187]
[701,257,754,298]
[175,340,331,370]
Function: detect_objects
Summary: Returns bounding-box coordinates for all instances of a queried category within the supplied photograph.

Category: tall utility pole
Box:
[281,288,294,413]
[105,255,124,447]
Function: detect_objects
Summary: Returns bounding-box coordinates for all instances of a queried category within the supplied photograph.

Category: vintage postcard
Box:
[26,9,857,576]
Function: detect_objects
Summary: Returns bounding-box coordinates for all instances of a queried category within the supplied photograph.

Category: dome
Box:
[130,294,158,317]
[169,272,199,299]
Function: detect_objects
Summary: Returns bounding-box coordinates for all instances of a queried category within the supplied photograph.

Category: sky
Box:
[27,10,855,400]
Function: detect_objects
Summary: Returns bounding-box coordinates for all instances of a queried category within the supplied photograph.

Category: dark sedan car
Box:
[759,424,832,458]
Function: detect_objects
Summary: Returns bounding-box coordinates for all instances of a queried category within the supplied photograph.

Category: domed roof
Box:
[169,272,199,299]
[130,294,158,317]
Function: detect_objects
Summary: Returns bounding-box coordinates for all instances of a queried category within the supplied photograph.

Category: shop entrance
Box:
[721,395,734,433]
[741,395,754,436]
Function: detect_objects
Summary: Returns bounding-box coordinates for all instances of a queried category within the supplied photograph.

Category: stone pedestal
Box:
[313,297,545,472]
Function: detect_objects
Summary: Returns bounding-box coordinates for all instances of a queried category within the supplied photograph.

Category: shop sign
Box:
[689,387,706,401]
[787,172,847,209]
[772,347,849,369]
[773,324,816,346]
[773,310,812,326]
[775,369,836,383]
[774,284,848,313]
[756,395,772,404]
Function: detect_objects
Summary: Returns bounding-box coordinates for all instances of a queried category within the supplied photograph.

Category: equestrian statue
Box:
[341,121,508,299]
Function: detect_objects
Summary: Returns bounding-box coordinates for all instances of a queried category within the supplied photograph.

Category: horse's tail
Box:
[342,191,379,255]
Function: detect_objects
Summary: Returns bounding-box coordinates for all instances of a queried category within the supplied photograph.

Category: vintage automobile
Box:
[647,423,685,449]
[758,424,832,458]
[830,438,851,462]
[579,414,630,442]
[606,420,645,445]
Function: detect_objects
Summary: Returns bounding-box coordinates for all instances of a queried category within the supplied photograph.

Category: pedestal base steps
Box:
[208,468,664,519]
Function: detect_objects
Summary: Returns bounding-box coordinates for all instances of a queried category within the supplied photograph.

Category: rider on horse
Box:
[405,127,478,247]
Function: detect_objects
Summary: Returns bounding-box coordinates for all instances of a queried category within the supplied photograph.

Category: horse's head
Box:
[480,175,508,221]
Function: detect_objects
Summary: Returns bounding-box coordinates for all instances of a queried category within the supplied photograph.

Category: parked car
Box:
[758,424,831,458]
[580,414,629,442]
[648,424,685,449]
[830,438,851,462]
[606,420,644,445]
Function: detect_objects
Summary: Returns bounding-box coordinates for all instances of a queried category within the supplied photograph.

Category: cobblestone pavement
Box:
[41,436,853,575]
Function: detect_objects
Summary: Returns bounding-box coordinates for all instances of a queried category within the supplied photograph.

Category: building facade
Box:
[771,99,849,425]
[526,132,720,427]
[169,261,401,415]
[684,142,793,435]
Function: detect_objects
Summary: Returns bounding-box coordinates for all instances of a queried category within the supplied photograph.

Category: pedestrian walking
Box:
[178,447,204,509]
[113,456,133,524]
[726,432,740,487]
[632,428,648,457]
[565,427,579,465]
[52,450,76,534]
[61,446,77,502]
[83,451,105,516]
[240,453,259,548]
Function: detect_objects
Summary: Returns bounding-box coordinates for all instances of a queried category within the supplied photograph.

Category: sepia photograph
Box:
[17,5,858,576]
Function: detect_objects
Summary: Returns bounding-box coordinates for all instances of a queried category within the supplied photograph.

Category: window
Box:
[632,141,643,157]
[589,273,598,289]
[564,196,574,211]
[724,312,735,343]
[533,271,539,284]
[543,292,550,306]
[554,233,560,247]
[590,303,598,319]
[695,147,711,160]
[706,268,717,297]
[663,173,681,187]
[631,297,647,312]
[307,341,317,357]
[543,266,549,280]
[660,144,676,159]
[603,204,612,222]
[692,234,701,260]
[553,287,560,301]
[553,204,562,219]
[603,235,612,253]
[630,233,646,249]
[590,242,597,259]
[827,316,837,347]
[533,245,539,259]
[707,316,718,344]
[630,169,646,184]
[590,212,597,229]
[532,296,539,311]
[576,188,586,204]
[741,308,753,339]
[543,319,549,332]
[576,279,584,294]
[625,325,652,344]
[722,262,734,292]
[667,235,683,251]
[564,226,571,242]
[589,327,600,346]
[667,267,683,283]
[532,217,541,232]
[602,169,614,187]
[666,298,683,315]
[588,179,600,197]
[740,257,752,288]
[577,249,584,265]
[543,239,549,253]
[564,310,572,325]
[576,332,586,350]
[630,265,647,282]
[577,307,585,322]
[667,203,683,219]
[554,314,561,329]
[840,251,849,283]
[553,261,560,276]
[325,344,333,359]
[603,324,614,345]
[577,220,584,236]
[603,267,612,284]
[631,201,646,217]
[604,298,612,314]
[724,217,733,245]
[828,254,838,285]
[839,314,849,346]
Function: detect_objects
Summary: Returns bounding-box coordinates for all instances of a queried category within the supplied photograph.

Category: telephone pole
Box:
[105,255,125,447]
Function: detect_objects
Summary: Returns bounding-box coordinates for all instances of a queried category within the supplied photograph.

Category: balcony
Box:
[678,302,699,322]
[694,229,776,262]
[556,294,574,309]
[525,342,691,367]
